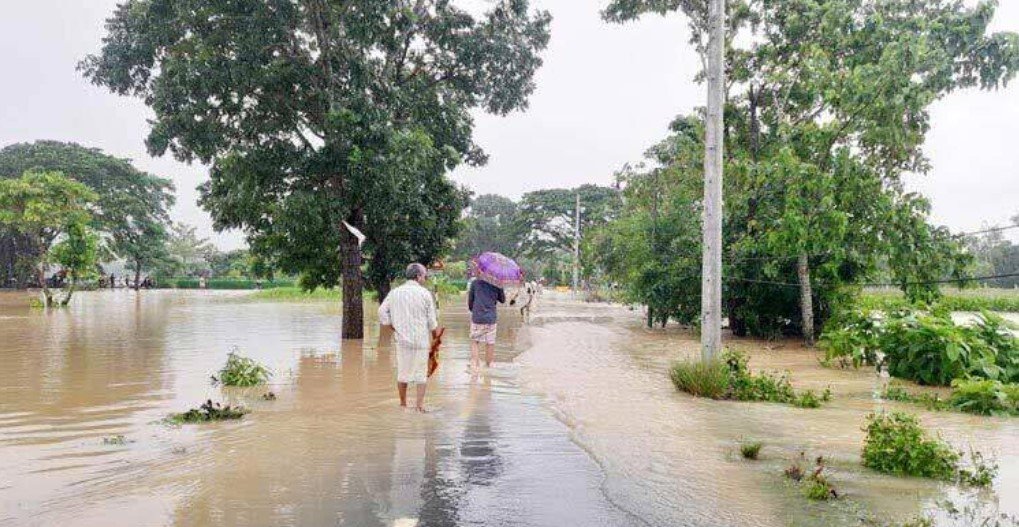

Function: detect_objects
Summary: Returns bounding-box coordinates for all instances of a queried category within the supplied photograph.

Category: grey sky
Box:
[1,1,1016,251]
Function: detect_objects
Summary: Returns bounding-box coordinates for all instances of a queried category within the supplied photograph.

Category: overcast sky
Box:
[1,1,1016,250]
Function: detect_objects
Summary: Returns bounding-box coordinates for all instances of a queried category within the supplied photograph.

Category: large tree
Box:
[0,141,175,288]
[452,193,526,260]
[602,0,1018,341]
[517,184,623,259]
[83,0,551,338]
[0,171,98,306]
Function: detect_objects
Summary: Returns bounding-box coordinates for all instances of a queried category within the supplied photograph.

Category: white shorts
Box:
[396,346,429,384]
[470,323,497,345]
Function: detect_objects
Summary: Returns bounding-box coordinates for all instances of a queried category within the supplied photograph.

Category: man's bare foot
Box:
[415,406,429,413]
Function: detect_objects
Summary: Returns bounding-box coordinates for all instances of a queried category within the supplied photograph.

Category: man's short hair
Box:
[405,263,426,280]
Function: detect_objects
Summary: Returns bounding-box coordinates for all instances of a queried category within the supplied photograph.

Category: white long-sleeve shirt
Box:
[378,280,438,350]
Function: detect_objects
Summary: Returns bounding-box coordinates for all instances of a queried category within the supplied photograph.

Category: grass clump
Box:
[102,435,128,446]
[247,286,342,301]
[214,351,271,387]
[670,359,729,399]
[670,350,830,408]
[168,400,248,424]
[880,385,951,411]
[740,441,763,460]
[861,412,997,486]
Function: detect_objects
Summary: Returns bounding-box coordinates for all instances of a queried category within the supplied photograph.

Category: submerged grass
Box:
[740,441,763,460]
[670,349,831,408]
[167,400,248,424]
[246,286,343,301]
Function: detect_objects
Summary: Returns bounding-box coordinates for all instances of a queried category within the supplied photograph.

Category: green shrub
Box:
[671,350,829,408]
[821,309,883,368]
[823,307,1019,387]
[740,441,763,460]
[168,400,248,424]
[862,412,960,480]
[860,412,999,487]
[949,379,1019,416]
[670,359,729,399]
[215,352,271,387]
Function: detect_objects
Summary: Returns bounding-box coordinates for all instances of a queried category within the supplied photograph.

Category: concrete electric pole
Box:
[701,0,725,361]
[572,192,580,297]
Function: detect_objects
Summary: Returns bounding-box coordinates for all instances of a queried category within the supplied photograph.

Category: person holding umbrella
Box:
[468,252,523,372]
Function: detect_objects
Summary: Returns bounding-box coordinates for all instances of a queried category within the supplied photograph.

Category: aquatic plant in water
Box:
[169,400,248,424]
[214,351,272,387]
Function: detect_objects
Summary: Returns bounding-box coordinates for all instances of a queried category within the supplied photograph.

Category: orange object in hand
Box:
[428,327,445,377]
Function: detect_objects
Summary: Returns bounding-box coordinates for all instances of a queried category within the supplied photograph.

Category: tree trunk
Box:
[647,305,654,329]
[340,209,365,339]
[796,254,815,346]
[61,278,75,306]
[377,280,391,304]
[134,263,142,292]
[37,265,53,307]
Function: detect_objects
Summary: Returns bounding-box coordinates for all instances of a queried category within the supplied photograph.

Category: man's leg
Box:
[470,339,481,372]
[485,342,495,367]
[398,382,408,407]
[415,383,427,411]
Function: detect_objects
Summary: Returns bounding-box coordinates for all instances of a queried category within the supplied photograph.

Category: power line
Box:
[725,272,1019,289]
[953,224,1019,238]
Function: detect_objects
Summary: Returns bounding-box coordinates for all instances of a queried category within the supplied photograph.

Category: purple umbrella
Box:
[471,252,524,289]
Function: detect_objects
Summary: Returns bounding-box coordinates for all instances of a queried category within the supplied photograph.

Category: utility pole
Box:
[701,0,725,361]
[572,192,581,296]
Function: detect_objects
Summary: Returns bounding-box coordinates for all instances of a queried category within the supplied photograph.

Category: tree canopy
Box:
[595,0,1019,338]
[0,141,176,288]
[83,0,551,338]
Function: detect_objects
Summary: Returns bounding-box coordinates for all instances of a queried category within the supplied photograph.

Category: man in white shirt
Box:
[378,263,439,412]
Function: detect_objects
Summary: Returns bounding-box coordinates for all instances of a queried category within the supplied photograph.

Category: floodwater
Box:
[1,290,1017,526]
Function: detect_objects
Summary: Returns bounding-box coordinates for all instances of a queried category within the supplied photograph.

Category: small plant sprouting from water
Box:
[784,453,838,500]
[102,435,128,446]
[740,441,763,460]
[213,350,272,387]
[262,391,277,401]
[168,400,248,424]
[861,412,998,487]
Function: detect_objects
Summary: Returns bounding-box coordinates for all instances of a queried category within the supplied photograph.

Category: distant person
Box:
[378,263,440,413]
[467,277,505,371]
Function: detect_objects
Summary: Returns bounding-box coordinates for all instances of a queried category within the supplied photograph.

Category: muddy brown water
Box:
[1,290,1016,526]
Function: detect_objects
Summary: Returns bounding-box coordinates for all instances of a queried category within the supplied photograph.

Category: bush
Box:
[949,379,1019,416]
[822,308,1019,387]
[670,360,729,399]
[671,350,829,408]
[880,385,950,411]
[861,412,997,487]
[215,352,272,387]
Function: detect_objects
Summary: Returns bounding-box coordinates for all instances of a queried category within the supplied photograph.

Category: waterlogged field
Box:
[0,290,1016,526]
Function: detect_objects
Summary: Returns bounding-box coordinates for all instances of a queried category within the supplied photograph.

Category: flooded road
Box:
[1,290,1017,526]
[0,290,633,527]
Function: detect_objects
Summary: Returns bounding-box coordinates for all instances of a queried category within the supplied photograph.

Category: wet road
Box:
[0,290,634,527]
